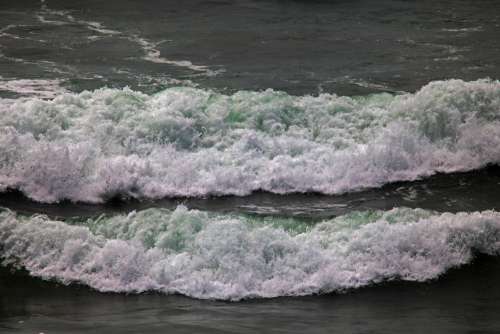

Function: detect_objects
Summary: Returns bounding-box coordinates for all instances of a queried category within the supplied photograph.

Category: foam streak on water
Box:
[0,77,68,99]
[0,79,499,203]
[35,4,216,75]
[1,206,500,300]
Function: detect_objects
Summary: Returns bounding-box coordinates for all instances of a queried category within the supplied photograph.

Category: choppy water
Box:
[1,0,499,96]
[1,0,500,332]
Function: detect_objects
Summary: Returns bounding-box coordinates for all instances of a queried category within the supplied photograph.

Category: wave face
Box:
[0,79,499,203]
[1,206,500,300]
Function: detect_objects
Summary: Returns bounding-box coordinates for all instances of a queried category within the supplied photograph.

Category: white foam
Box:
[1,79,499,203]
[36,6,121,35]
[0,78,68,99]
[433,56,464,62]
[329,76,406,94]
[0,24,46,43]
[442,26,483,33]
[128,35,222,76]
[1,206,500,300]
[0,24,19,34]
[34,4,218,76]
[0,24,21,39]
[35,14,67,26]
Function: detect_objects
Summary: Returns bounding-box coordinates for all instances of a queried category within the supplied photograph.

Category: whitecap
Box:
[1,79,499,203]
[1,206,499,300]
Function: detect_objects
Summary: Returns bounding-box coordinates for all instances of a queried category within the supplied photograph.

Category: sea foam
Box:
[1,206,499,300]
[0,78,499,203]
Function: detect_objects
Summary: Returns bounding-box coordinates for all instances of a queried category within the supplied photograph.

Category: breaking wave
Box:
[0,78,499,203]
[1,206,500,300]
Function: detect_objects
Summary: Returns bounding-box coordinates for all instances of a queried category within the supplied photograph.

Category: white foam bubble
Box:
[1,79,499,203]
[128,35,222,76]
[0,78,68,99]
[1,206,499,300]
[442,26,483,33]
[35,14,67,26]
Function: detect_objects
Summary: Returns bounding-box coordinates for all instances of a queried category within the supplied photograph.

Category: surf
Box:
[1,206,499,300]
[0,78,499,203]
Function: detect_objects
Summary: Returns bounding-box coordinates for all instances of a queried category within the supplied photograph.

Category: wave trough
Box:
[0,78,499,203]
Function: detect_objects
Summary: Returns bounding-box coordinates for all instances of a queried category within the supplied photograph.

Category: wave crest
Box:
[1,206,500,300]
[1,78,499,202]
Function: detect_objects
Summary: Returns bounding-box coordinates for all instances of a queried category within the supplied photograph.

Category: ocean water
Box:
[1,0,500,333]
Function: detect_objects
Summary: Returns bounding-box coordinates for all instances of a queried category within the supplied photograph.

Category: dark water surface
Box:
[2,165,500,220]
[2,256,500,334]
[1,0,499,96]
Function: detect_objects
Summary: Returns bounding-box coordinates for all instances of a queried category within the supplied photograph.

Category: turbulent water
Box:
[1,79,499,203]
[1,206,500,300]
[1,3,500,332]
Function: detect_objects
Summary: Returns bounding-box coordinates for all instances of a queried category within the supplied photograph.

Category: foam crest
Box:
[0,79,500,202]
[1,206,500,300]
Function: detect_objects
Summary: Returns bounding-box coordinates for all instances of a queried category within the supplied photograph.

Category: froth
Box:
[0,79,499,203]
[1,207,500,300]
[0,78,68,99]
